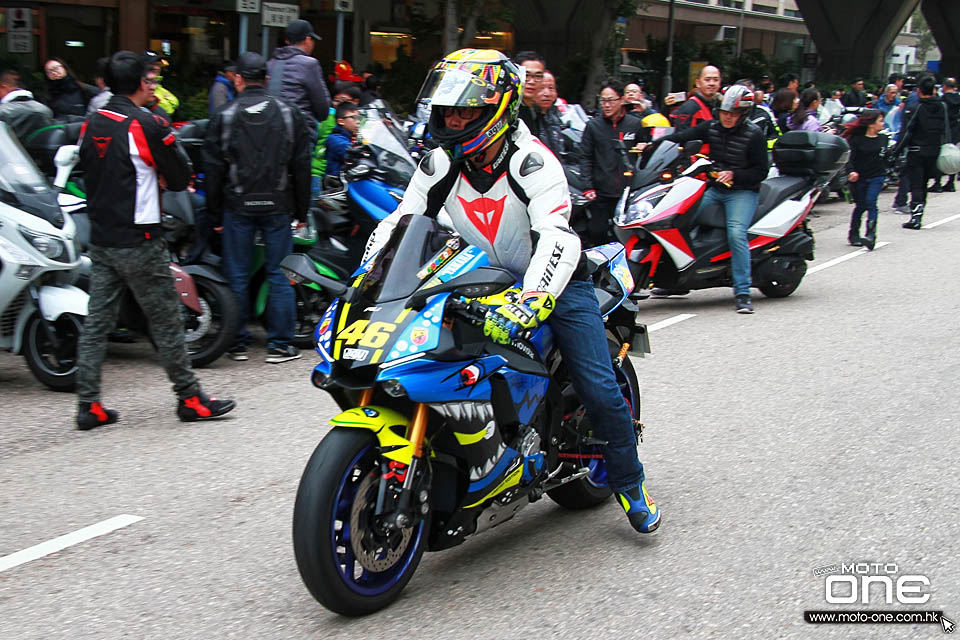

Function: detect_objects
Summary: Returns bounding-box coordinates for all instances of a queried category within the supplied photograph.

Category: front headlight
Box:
[19,226,67,260]
[614,191,668,227]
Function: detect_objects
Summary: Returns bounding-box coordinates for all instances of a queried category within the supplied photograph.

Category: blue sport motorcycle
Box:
[280,214,650,616]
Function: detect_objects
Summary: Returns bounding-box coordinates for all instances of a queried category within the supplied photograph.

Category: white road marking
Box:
[0,514,144,574]
[807,242,891,275]
[648,314,697,332]
[923,213,960,229]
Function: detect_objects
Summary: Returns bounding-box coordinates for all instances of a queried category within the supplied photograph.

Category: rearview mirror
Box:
[406,267,516,308]
[683,140,702,155]
[280,253,348,297]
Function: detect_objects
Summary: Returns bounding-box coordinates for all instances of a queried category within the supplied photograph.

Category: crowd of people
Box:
[2,30,957,434]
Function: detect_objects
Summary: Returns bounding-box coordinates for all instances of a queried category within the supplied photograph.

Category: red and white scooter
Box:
[613,130,849,299]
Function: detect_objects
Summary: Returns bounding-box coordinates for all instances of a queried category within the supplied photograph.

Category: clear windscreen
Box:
[356,107,417,184]
[0,123,50,195]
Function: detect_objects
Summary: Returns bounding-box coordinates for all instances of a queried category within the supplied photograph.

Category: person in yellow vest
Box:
[140,51,180,118]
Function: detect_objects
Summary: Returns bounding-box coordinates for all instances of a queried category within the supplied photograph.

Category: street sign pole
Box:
[239,13,249,54]
[336,11,344,61]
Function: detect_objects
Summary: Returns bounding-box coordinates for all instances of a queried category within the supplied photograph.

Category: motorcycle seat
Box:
[751,176,809,224]
[693,176,809,229]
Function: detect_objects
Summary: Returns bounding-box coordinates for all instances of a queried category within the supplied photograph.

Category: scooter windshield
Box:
[0,122,62,226]
[357,105,417,186]
[632,140,681,189]
[359,214,456,303]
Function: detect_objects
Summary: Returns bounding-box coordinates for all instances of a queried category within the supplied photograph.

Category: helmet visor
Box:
[416,67,502,109]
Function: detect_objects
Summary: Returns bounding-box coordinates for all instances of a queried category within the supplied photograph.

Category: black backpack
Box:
[221,94,295,213]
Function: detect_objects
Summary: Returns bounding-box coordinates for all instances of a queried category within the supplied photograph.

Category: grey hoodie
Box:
[266,45,330,130]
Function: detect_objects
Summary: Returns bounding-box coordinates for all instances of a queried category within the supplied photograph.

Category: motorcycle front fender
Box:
[170,263,202,313]
[37,284,88,321]
[329,406,414,465]
[11,284,87,353]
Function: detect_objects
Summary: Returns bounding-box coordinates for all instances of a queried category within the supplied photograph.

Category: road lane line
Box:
[648,314,696,332]
[807,242,891,275]
[923,213,960,229]
[0,514,144,573]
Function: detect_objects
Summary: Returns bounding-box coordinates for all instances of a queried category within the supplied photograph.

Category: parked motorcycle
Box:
[613,130,849,299]
[280,214,650,615]
[53,145,237,368]
[0,123,87,391]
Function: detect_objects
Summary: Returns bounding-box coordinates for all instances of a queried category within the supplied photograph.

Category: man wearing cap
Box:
[267,18,331,131]
[208,60,237,113]
[203,52,313,364]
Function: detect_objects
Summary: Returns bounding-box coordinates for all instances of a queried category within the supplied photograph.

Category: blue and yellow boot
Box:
[616,482,661,533]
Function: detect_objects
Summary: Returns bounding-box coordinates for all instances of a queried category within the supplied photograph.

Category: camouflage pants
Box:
[76,236,200,403]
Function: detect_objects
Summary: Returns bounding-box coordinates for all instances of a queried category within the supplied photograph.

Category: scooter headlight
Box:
[19,226,67,261]
[614,190,669,227]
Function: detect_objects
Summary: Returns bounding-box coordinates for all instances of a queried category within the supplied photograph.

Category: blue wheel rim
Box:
[329,445,426,596]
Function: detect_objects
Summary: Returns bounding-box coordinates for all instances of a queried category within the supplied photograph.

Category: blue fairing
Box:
[349,179,404,221]
[378,353,508,403]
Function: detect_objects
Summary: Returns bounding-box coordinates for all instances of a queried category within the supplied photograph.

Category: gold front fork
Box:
[406,403,429,458]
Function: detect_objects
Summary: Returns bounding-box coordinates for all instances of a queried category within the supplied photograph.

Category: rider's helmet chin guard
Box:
[719,83,755,116]
[418,49,523,162]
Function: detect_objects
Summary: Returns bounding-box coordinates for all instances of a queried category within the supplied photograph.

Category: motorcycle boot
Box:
[847,211,863,246]
[76,402,119,431]
[862,219,877,251]
[616,482,661,533]
[177,391,236,422]
[902,204,924,230]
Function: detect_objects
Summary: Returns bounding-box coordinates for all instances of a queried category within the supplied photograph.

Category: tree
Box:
[580,0,649,106]
[441,0,514,53]
[910,8,936,66]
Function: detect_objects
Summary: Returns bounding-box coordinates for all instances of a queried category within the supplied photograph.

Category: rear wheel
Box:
[183,277,237,367]
[293,428,429,616]
[548,354,641,509]
[23,312,83,392]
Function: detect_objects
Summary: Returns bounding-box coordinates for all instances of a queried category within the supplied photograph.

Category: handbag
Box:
[936,102,960,175]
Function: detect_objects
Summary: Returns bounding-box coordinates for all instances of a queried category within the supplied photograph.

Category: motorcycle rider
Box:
[363,49,660,534]
[638,84,768,312]
[75,50,235,428]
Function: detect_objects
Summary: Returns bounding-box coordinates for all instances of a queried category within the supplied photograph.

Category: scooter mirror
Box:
[683,140,702,156]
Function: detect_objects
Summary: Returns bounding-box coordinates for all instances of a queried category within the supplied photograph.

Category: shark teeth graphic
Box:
[469,442,509,482]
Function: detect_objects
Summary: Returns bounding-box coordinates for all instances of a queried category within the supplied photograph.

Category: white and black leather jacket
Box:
[364,121,581,300]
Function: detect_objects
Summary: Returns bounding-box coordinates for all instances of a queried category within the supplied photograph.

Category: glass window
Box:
[719,0,744,9]
[370,32,415,69]
[784,8,802,18]
[753,4,778,14]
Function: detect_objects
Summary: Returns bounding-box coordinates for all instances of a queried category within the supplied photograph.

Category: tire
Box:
[548,354,641,510]
[23,312,83,392]
[758,279,802,298]
[293,428,429,616]
[182,277,237,368]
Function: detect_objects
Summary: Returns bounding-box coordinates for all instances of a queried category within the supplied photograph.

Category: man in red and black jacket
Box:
[75,51,235,430]
[668,65,721,134]
[580,79,648,246]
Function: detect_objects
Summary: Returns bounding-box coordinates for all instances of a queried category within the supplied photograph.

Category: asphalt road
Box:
[2,187,958,639]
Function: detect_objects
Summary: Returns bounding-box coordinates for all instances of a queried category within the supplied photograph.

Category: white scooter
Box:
[0,122,88,390]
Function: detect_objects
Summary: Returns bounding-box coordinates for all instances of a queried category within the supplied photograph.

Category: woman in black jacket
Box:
[43,57,94,118]
[896,75,946,229]
[841,109,887,250]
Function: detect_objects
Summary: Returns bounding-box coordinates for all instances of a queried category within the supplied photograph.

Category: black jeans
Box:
[907,152,939,208]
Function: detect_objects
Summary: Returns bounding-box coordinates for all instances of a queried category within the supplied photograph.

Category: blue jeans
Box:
[549,280,644,493]
[221,211,295,349]
[851,176,884,223]
[695,187,759,296]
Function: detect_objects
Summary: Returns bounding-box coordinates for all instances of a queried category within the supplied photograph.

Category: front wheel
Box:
[23,312,83,391]
[183,277,237,367]
[293,428,429,616]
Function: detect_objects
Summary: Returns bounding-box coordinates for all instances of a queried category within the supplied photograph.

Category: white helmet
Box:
[719,84,755,113]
